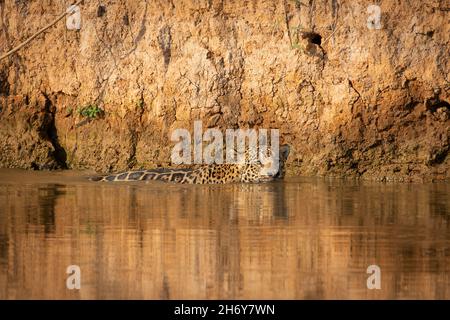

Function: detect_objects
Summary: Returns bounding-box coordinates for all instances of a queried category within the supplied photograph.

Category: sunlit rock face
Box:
[0,0,448,181]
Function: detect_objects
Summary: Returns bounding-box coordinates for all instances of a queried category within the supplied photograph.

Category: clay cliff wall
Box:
[0,0,449,181]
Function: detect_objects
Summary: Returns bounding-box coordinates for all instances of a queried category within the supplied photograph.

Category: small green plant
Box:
[78,104,103,119]
[291,41,305,52]
[65,107,73,117]
[135,99,144,109]
[290,25,305,52]
[290,0,302,7]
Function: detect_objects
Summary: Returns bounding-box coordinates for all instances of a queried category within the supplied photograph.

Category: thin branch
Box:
[321,22,343,46]
[0,0,83,61]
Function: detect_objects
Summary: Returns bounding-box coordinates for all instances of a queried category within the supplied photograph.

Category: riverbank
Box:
[0,0,449,182]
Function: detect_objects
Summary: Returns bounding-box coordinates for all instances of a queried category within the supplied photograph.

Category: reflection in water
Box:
[0,169,449,299]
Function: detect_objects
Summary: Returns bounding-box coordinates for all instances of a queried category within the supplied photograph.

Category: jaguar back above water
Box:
[90,145,290,184]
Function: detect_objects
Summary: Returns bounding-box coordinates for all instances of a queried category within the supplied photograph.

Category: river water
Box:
[0,169,449,299]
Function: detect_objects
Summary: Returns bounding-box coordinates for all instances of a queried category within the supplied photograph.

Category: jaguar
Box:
[90,145,290,184]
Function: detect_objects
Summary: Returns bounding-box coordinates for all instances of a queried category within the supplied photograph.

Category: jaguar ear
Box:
[279,144,290,160]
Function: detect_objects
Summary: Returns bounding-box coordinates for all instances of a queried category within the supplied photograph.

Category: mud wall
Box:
[0,0,449,181]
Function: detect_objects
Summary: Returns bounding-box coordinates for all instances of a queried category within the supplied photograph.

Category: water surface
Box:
[0,169,449,299]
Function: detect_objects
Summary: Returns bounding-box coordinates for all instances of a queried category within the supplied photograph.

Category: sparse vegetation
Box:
[291,25,305,51]
[65,107,73,117]
[290,0,301,7]
[136,98,144,109]
[291,41,305,51]
[78,104,103,119]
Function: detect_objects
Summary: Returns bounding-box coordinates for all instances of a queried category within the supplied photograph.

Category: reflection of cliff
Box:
[0,0,449,181]
[0,176,449,299]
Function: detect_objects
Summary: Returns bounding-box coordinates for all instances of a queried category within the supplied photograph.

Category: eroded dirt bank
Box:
[0,0,449,181]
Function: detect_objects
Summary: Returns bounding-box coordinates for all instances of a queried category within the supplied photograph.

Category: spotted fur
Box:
[90,145,290,184]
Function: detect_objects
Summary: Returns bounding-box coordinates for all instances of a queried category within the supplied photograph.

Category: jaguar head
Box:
[239,144,290,183]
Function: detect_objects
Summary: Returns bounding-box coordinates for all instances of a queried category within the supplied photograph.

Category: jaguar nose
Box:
[264,168,280,178]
